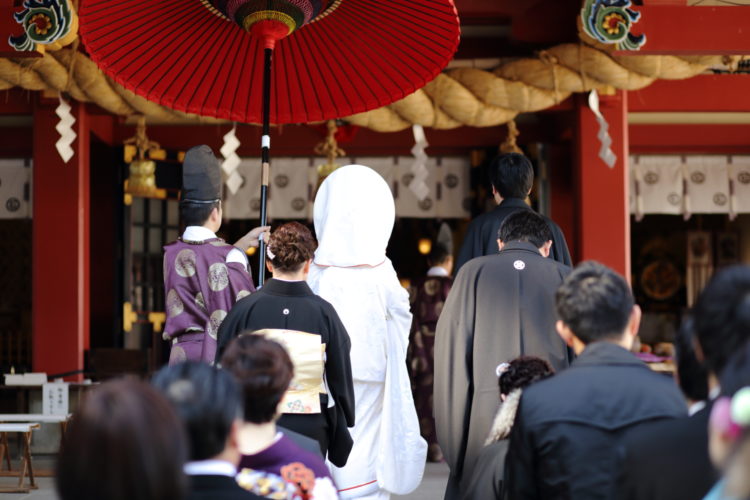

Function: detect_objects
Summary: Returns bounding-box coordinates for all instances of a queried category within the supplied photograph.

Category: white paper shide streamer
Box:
[55,93,76,163]
[588,90,616,168]
[221,124,243,194]
[408,124,430,201]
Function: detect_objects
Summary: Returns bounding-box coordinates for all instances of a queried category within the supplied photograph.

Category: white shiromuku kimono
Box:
[308,165,427,499]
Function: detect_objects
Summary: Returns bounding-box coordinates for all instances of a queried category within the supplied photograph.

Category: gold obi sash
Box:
[252,329,326,414]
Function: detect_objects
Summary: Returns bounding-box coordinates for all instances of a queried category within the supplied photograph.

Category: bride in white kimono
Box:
[308,165,427,499]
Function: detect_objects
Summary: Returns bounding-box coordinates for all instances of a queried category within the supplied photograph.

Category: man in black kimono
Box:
[434,210,573,500]
[455,153,571,274]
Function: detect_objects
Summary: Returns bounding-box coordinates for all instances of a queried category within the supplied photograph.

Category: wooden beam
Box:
[617,6,750,55]
[0,90,34,114]
[629,75,750,112]
[630,124,750,154]
[113,123,558,158]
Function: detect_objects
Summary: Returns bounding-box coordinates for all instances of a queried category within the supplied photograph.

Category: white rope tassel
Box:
[588,90,616,168]
[221,123,243,194]
[55,93,76,163]
[408,124,430,201]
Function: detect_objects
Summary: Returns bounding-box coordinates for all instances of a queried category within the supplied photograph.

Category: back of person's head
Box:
[719,341,750,398]
[497,210,552,248]
[556,261,635,344]
[56,378,187,500]
[220,334,294,424]
[693,265,750,376]
[498,356,554,397]
[674,315,709,402]
[180,200,221,227]
[428,243,452,267]
[267,221,317,273]
[152,361,242,461]
[708,343,750,486]
[489,153,534,199]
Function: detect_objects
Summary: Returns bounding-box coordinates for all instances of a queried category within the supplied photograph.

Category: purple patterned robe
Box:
[163,238,254,364]
[407,275,453,462]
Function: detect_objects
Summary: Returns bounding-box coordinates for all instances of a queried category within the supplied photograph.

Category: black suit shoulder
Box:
[618,405,716,500]
[520,358,685,429]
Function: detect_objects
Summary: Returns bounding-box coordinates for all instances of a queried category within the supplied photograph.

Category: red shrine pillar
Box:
[574,91,631,280]
[32,101,90,380]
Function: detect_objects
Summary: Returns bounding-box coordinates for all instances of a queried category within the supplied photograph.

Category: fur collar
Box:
[485,388,522,445]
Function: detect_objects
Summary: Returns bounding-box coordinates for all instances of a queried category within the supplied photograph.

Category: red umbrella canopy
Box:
[78,0,460,124]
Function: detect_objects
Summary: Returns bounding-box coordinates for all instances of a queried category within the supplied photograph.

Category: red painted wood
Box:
[630,124,750,154]
[575,91,630,279]
[548,142,577,261]
[618,6,750,55]
[642,0,686,5]
[88,112,115,145]
[0,90,35,114]
[115,123,523,157]
[629,75,750,112]
[511,0,579,44]
[32,102,89,380]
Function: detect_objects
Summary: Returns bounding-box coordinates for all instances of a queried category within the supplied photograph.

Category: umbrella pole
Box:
[257,47,273,288]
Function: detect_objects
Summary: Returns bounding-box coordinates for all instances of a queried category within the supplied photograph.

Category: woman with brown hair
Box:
[56,378,188,500]
[216,222,355,469]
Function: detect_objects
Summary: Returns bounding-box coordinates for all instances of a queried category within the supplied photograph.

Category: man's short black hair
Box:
[498,210,552,249]
[719,340,750,397]
[152,361,242,461]
[555,261,634,344]
[428,243,451,267]
[693,265,750,376]
[674,316,708,402]
[489,153,534,200]
[180,200,221,227]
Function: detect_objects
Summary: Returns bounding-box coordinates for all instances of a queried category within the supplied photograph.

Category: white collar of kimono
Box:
[183,459,236,477]
[313,165,395,268]
[182,226,217,242]
[427,266,450,277]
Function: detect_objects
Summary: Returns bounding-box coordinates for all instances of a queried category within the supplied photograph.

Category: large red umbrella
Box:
[79,0,460,284]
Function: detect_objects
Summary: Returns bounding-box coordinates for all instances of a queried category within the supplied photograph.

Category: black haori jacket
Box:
[504,342,687,500]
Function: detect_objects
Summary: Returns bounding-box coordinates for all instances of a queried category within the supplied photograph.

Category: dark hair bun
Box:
[267,222,317,273]
[499,356,554,395]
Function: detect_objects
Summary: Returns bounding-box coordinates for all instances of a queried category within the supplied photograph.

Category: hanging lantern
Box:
[124,116,167,199]
[418,238,432,255]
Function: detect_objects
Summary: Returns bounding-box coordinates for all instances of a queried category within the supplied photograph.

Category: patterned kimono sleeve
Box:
[226,261,256,301]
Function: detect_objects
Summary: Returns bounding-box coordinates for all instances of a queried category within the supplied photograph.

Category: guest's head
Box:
[707,342,750,495]
[56,378,187,500]
[428,243,453,275]
[220,334,294,424]
[555,261,640,354]
[487,356,554,443]
[266,221,317,278]
[152,362,243,465]
[497,210,553,256]
[497,356,554,400]
[674,315,709,404]
[489,152,533,201]
[693,265,750,379]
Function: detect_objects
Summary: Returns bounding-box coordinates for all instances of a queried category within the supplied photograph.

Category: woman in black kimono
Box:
[216,222,355,468]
